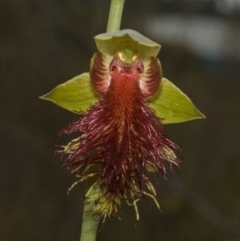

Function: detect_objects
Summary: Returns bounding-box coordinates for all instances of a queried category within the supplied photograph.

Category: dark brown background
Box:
[1,1,240,241]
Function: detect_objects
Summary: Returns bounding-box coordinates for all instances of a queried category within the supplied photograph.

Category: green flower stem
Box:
[80,180,98,241]
[80,1,126,241]
[106,0,126,32]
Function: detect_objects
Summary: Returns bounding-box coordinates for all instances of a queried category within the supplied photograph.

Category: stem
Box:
[80,181,98,241]
[106,0,126,32]
[80,1,126,241]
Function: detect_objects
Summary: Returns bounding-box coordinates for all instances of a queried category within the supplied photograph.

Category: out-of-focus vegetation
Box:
[1,1,240,241]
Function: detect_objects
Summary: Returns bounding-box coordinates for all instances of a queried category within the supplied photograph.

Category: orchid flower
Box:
[41,29,204,222]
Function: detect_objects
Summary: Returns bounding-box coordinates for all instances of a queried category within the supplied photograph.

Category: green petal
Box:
[40,73,99,113]
[94,29,161,59]
[148,78,205,124]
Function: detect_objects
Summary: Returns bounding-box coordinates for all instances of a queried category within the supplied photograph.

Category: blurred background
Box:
[1,0,240,240]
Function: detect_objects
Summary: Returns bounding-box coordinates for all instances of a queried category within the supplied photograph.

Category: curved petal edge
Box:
[148,78,205,124]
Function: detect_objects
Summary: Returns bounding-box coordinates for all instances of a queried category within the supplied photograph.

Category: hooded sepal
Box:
[94,29,161,59]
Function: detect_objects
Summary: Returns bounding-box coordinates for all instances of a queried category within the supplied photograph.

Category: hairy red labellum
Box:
[58,52,180,221]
